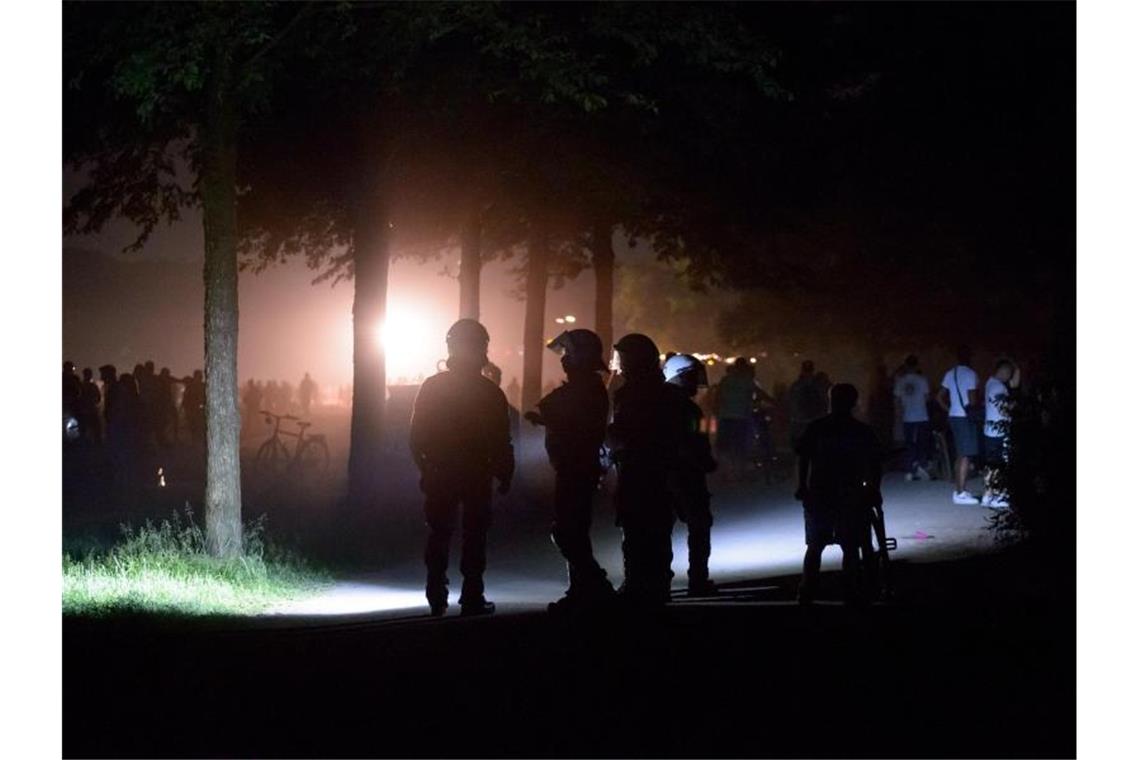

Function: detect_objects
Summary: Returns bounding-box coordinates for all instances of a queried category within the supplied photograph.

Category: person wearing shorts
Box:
[938,346,981,505]
[981,359,1020,509]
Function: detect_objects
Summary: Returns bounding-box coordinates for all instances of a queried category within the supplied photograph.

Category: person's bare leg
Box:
[955,455,970,493]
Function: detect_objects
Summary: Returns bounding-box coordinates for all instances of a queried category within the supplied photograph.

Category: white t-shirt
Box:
[893,372,930,423]
[984,376,1010,438]
[940,365,978,418]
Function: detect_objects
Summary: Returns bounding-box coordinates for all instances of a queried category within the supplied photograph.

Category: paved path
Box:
[270,471,1000,619]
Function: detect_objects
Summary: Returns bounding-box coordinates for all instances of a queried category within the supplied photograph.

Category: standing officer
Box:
[663,354,719,596]
[527,329,614,612]
[410,319,514,617]
[607,333,685,607]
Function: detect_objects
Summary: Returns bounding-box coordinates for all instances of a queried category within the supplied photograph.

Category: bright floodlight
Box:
[377,302,451,382]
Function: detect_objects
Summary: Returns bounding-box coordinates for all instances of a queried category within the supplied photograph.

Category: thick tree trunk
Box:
[458,212,481,320]
[591,220,616,354]
[346,200,390,509]
[201,54,242,558]
[521,231,550,414]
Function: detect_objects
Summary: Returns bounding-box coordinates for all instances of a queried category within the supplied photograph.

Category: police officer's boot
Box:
[459,577,495,616]
[687,571,718,597]
[426,577,449,617]
[459,597,496,617]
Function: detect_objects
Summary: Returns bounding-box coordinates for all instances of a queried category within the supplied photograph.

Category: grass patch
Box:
[63,510,331,617]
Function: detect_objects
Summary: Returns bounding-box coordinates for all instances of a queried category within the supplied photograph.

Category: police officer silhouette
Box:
[527,329,615,612]
[410,319,514,617]
[663,354,719,596]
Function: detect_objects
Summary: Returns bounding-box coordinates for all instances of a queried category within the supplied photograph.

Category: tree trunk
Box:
[521,231,550,414]
[201,51,242,558]
[591,220,616,354]
[346,199,390,509]
[459,211,481,320]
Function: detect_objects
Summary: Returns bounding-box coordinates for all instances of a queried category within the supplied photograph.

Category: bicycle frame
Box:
[261,412,311,464]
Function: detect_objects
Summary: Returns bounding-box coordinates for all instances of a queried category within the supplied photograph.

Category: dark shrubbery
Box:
[989,378,1075,558]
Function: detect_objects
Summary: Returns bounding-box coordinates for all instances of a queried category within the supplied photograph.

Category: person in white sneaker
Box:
[894,354,932,482]
[981,359,1020,509]
[938,346,981,504]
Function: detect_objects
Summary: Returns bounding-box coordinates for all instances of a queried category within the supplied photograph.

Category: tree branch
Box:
[241,2,316,72]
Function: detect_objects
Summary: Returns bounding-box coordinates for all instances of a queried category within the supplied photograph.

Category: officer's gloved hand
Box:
[523,411,544,427]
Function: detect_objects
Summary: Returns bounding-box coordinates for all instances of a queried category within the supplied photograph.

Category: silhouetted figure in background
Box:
[79,367,102,444]
[894,354,932,480]
[528,329,615,613]
[608,333,684,607]
[664,354,720,596]
[98,365,117,430]
[299,372,317,417]
[182,370,205,446]
[280,380,295,413]
[713,357,756,480]
[749,367,779,475]
[132,362,154,447]
[795,383,882,605]
[156,367,177,447]
[789,360,827,449]
[108,372,145,501]
[63,361,82,417]
[410,319,514,617]
[482,361,521,449]
[505,376,521,410]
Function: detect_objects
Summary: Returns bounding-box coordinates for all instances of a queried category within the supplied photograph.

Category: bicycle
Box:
[254,411,330,480]
[930,429,953,481]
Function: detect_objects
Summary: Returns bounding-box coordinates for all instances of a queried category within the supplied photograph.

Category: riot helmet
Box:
[547,329,607,372]
[613,333,661,377]
[663,353,709,392]
[445,318,490,371]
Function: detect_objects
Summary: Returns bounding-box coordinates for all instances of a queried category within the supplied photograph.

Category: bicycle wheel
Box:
[256,438,288,477]
[296,437,330,479]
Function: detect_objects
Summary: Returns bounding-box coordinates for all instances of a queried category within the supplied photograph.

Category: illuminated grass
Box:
[63,511,331,616]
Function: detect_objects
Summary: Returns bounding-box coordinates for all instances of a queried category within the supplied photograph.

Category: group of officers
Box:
[408,319,884,617]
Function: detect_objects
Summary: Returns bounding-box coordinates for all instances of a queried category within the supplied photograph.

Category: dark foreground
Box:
[64,546,1073,759]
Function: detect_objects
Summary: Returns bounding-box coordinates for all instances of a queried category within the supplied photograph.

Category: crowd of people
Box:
[63,361,204,447]
[701,348,1021,509]
[63,360,205,497]
[63,360,329,496]
[241,372,320,421]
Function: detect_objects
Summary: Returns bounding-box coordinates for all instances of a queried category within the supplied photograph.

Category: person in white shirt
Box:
[893,354,932,480]
[981,359,1021,508]
[937,346,981,504]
